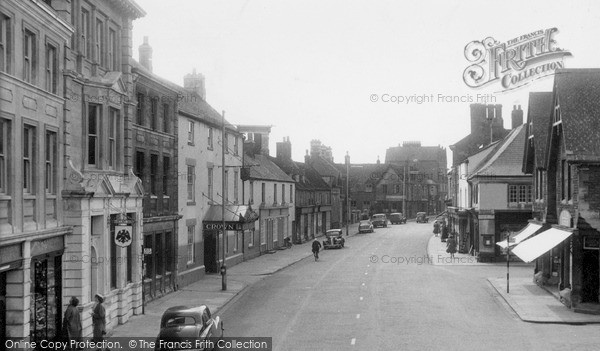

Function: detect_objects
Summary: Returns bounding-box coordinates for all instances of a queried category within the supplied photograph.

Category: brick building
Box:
[131,38,181,302]
[517,69,600,309]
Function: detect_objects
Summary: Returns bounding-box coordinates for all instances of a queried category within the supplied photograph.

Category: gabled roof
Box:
[244,153,294,183]
[522,92,553,173]
[309,156,341,178]
[269,157,330,191]
[549,69,600,162]
[469,124,529,179]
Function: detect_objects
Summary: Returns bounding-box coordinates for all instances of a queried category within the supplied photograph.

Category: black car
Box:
[156,305,223,350]
[323,229,345,249]
[371,214,388,228]
[389,212,407,224]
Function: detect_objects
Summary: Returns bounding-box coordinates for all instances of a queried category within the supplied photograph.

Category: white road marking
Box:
[360,297,363,301]
[365,272,368,275]
[351,338,356,345]
[362,283,365,286]
[356,314,360,319]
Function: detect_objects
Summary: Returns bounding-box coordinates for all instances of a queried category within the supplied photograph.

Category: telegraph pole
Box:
[345,152,350,236]
[221,110,227,291]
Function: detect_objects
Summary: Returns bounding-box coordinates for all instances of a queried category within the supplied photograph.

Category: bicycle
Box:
[313,250,319,261]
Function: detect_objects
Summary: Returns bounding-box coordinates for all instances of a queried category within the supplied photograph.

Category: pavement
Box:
[109,223,361,337]
[425,229,600,324]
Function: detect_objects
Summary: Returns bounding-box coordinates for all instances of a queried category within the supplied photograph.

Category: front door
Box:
[582,250,599,303]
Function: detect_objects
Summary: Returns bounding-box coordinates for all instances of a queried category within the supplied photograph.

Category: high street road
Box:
[219,220,600,351]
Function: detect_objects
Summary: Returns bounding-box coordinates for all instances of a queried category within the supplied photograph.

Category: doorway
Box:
[581,250,599,303]
[204,230,218,273]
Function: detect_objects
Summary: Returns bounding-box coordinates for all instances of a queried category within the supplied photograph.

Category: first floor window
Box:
[23,29,36,83]
[45,43,57,94]
[208,168,213,201]
[0,13,11,73]
[87,104,99,165]
[150,154,158,195]
[187,225,195,264]
[45,131,57,194]
[109,108,119,168]
[187,165,195,202]
[23,124,36,194]
[0,118,9,194]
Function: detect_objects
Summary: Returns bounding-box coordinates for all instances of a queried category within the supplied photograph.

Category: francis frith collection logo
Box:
[463,28,572,91]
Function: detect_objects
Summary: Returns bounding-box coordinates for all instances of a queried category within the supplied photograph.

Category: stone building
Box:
[0,0,75,341]
[60,0,146,337]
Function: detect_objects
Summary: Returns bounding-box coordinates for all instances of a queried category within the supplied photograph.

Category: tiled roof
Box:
[244,153,294,183]
[269,157,330,191]
[131,59,237,132]
[553,69,600,160]
[309,156,341,178]
[469,124,529,178]
[523,92,553,172]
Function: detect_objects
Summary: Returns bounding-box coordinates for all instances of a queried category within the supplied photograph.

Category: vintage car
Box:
[371,214,388,228]
[389,212,406,224]
[358,220,374,233]
[322,229,345,249]
[156,305,223,350]
[416,212,429,223]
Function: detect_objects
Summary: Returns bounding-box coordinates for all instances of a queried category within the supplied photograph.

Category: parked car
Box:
[156,305,223,350]
[358,220,374,233]
[416,212,429,223]
[323,229,345,249]
[389,212,406,224]
[371,214,388,228]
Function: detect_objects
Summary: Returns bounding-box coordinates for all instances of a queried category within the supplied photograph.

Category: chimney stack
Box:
[139,36,153,72]
[304,150,310,164]
[276,137,292,160]
[183,68,206,100]
[511,105,524,129]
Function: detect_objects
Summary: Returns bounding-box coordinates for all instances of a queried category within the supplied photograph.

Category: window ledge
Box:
[187,201,196,206]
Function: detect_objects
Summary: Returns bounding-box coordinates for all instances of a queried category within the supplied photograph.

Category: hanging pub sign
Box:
[115,225,133,247]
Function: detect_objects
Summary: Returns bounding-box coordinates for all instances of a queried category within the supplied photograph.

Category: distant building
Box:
[240,131,295,256]
[310,139,334,163]
[273,139,332,243]
[385,141,448,217]
[305,144,343,228]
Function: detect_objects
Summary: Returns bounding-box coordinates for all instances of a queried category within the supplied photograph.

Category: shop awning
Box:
[496,223,543,249]
[203,205,259,230]
[510,228,574,263]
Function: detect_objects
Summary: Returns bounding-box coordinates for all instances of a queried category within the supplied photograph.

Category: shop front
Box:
[202,205,258,273]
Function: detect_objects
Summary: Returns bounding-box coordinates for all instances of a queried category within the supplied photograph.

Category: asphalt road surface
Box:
[219,221,600,351]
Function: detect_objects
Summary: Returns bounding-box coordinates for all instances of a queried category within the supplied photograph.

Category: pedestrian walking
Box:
[63,296,82,348]
[91,294,107,350]
[440,222,449,242]
[446,235,457,259]
[433,221,440,237]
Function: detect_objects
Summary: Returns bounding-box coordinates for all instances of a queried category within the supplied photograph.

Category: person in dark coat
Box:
[440,222,449,242]
[433,221,440,237]
[64,296,82,346]
[446,235,458,258]
[91,294,106,344]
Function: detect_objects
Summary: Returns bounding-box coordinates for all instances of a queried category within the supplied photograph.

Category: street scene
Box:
[2,0,600,350]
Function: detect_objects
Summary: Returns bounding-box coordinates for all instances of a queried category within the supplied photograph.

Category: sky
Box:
[131,0,600,166]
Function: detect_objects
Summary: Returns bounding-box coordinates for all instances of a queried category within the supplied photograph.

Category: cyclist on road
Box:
[312,239,322,261]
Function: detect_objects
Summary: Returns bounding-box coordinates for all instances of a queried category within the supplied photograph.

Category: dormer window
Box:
[553,102,562,126]
[528,120,534,140]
